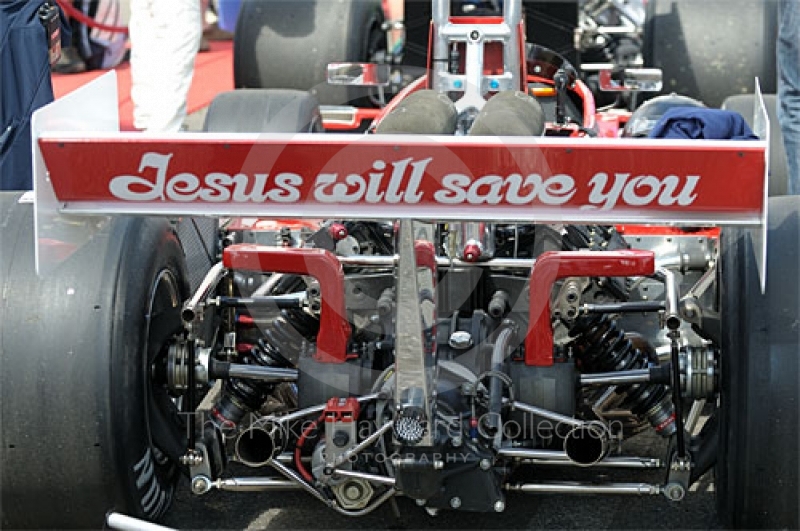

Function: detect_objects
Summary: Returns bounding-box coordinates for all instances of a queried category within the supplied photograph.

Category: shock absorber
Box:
[211,296,319,429]
[568,314,676,437]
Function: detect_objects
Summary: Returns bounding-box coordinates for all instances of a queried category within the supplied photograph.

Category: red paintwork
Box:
[450,16,505,25]
[574,80,597,130]
[322,108,382,131]
[328,223,349,241]
[615,225,721,237]
[526,250,656,366]
[451,41,506,76]
[414,240,438,273]
[595,112,622,138]
[461,243,481,262]
[38,135,767,225]
[324,397,360,422]
[222,245,351,363]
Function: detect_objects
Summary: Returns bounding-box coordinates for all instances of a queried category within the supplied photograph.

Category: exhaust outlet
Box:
[235,423,284,467]
[563,422,610,467]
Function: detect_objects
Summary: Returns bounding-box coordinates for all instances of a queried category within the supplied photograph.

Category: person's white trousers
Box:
[129,0,202,132]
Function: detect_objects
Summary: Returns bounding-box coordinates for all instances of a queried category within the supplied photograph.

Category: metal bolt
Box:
[452,436,462,448]
[664,484,685,502]
[450,497,462,509]
[480,459,492,471]
[416,499,426,507]
[434,460,444,470]
[449,331,473,350]
[191,477,209,495]
[344,484,362,501]
[494,500,506,513]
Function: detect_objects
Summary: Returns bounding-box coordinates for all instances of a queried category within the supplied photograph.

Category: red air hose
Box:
[54,0,129,34]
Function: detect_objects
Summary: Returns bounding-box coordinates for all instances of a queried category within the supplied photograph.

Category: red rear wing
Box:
[31,72,770,287]
[38,133,765,225]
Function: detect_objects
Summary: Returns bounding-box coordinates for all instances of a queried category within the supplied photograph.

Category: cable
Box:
[295,414,324,483]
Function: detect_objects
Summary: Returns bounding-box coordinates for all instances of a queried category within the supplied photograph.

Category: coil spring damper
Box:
[211,246,351,428]
[223,245,351,363]
[525,250,656,366]
[211,283,320,428]
[569,313,676,436]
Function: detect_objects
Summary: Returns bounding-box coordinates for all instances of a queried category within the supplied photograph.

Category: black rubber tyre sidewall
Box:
[109,217,190,522]
[0,197,188,528]
[717,195,800,529]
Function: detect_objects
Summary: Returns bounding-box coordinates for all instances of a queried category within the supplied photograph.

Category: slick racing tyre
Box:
[717,195,800,528]
[0,193,189,528]
[234,0,384,106]
[203,89,324,133]
[644,0,778,108]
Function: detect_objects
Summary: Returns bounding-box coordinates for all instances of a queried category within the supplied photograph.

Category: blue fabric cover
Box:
[648,107,759,140]
[0,1,69,190]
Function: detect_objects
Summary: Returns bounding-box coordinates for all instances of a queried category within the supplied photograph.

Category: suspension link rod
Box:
[330,468,397,486]
[511,401,585,428]
[507,482,662,495]
[497,448,662,469]
[577,367,677,386]
[337,255,535,269]
[581,301,666,314]
[269,459,332,506]
[212,477,303,492]
[225,364,299,382]
[210,294,305,310]
[183,262,227,323]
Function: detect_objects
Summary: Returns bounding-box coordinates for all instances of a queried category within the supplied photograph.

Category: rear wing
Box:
[31,72,770,288]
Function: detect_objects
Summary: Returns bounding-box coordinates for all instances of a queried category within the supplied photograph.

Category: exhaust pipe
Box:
[235,424,284,467]
[563,422,611,467]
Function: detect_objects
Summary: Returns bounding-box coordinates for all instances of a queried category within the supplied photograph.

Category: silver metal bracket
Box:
[431,0,521,113]
[663,453,692,502]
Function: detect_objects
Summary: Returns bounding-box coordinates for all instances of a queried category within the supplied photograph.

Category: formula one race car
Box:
[1,0,797,529]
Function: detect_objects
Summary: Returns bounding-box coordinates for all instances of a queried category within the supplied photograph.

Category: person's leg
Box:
[129,0,155,129]
[52,0,87,73]
[777,0,800,195]
[130,0,202,131]
[200,0,211,51]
